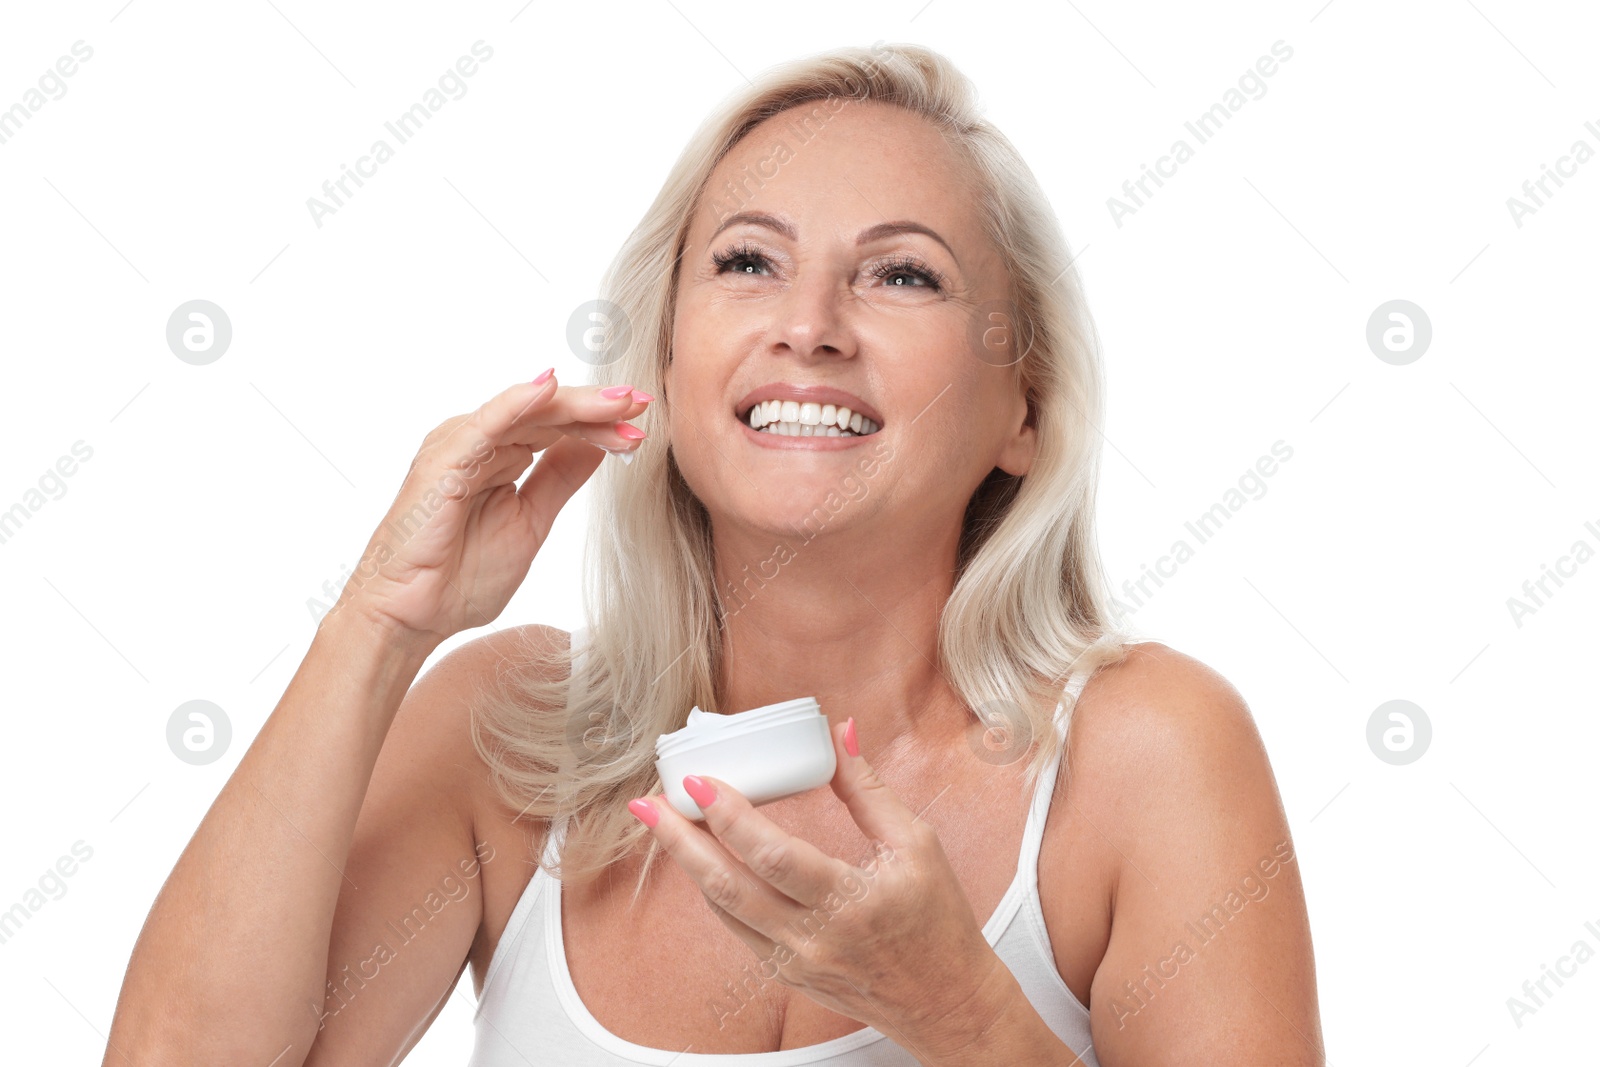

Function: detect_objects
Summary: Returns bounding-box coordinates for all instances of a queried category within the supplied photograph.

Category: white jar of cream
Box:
[654,697,837,820]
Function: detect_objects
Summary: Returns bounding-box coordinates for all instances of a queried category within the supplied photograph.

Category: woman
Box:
[105,43,1322,1065]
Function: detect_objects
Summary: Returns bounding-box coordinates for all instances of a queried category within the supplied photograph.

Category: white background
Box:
[2,1,1596,1063]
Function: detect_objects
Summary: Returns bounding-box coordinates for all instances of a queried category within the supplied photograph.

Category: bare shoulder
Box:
[1058,642,1322,1061]
[408,620,573,838]
[386,622,570,801]
[413,623,574,991]
[1063,640,1266,781]
[1059,640,1287,880]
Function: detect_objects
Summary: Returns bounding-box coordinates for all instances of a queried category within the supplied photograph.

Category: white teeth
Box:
[742,399,881,437]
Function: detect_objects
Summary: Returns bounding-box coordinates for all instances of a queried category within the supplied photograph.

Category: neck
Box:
[709,512,971,759]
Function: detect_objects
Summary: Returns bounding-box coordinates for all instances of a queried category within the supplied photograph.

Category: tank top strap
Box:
[1017,659,1095,893]
[568,625,591,678]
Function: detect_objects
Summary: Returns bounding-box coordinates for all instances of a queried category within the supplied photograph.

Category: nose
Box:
[765,269,857,362]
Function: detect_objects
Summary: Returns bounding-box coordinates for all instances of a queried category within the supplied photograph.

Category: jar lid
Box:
[654,696,822,759]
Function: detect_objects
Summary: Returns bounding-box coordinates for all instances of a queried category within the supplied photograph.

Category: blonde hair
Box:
[470,41,1133,894]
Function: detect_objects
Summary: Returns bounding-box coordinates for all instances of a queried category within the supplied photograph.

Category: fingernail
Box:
[533,366,554,385]
[844,716,859,757]
[628,797,659,827]
[631,390,654,403]
[683,775,717,808]
[600,384,634,399]
[615,422,647,440]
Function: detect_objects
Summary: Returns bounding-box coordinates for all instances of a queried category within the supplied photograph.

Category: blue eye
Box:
[711,241,771,275]
[869,255,945,291]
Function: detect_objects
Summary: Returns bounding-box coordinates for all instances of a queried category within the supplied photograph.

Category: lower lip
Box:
[737,418,882,449]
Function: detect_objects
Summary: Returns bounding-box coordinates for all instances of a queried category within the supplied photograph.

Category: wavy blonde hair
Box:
[470,41,1133,895]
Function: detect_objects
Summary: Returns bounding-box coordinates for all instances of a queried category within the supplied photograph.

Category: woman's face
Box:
[667,99,1035,549]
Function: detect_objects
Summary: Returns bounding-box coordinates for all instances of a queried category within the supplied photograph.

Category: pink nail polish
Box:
[615,422,647,440]
[631,390,655,403]
[844,717,859,757]
[683,775,717,808]
[600,384,634,399]
[628,797,659,827]
[533,366,554,385]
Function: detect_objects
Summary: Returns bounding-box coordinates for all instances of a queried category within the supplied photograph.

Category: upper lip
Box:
[734,383,884,425]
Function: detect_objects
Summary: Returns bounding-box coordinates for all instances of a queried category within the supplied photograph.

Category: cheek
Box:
[661,366,729,489]
[918,376,1016,469]
[669,297,741,382]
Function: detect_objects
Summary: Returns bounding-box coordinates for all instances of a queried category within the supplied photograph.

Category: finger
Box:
[515,434,606,537]
[628,794,796,944]
[442,376,648,459]
[466,374,564,444]
[703,892,780,963]
[687,775,842,908]
[533,416,650,454]
[463,440,537,490]
[500,383,652,448]
[827,718,920,851]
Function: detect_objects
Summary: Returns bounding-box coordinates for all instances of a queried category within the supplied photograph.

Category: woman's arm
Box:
[102,612,445,1063]
[102,374,648,1064]
[298,626,556,1065]
[1075,644,1324,1065]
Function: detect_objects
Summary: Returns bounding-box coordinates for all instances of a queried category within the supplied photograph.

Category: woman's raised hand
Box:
[329,370,651,645]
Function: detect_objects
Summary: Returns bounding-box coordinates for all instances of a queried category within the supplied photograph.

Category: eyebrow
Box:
[709,211,958,261]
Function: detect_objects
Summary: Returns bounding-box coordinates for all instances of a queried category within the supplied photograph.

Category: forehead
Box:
[691,99,984,247]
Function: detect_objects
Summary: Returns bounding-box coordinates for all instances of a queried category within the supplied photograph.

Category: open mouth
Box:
[739,400,882,437]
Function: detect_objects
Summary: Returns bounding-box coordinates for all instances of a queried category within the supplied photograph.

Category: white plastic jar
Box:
[654,697,837,820]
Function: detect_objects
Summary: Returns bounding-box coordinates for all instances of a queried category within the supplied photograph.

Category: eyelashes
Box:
[710,240,767,275]
[710,240,947,291]
[871,253,947,291]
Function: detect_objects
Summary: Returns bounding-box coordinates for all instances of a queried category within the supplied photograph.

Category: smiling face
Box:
[666,98,1036,552]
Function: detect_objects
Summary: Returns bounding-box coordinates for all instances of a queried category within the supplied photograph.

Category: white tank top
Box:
[467,628,1099,1065]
